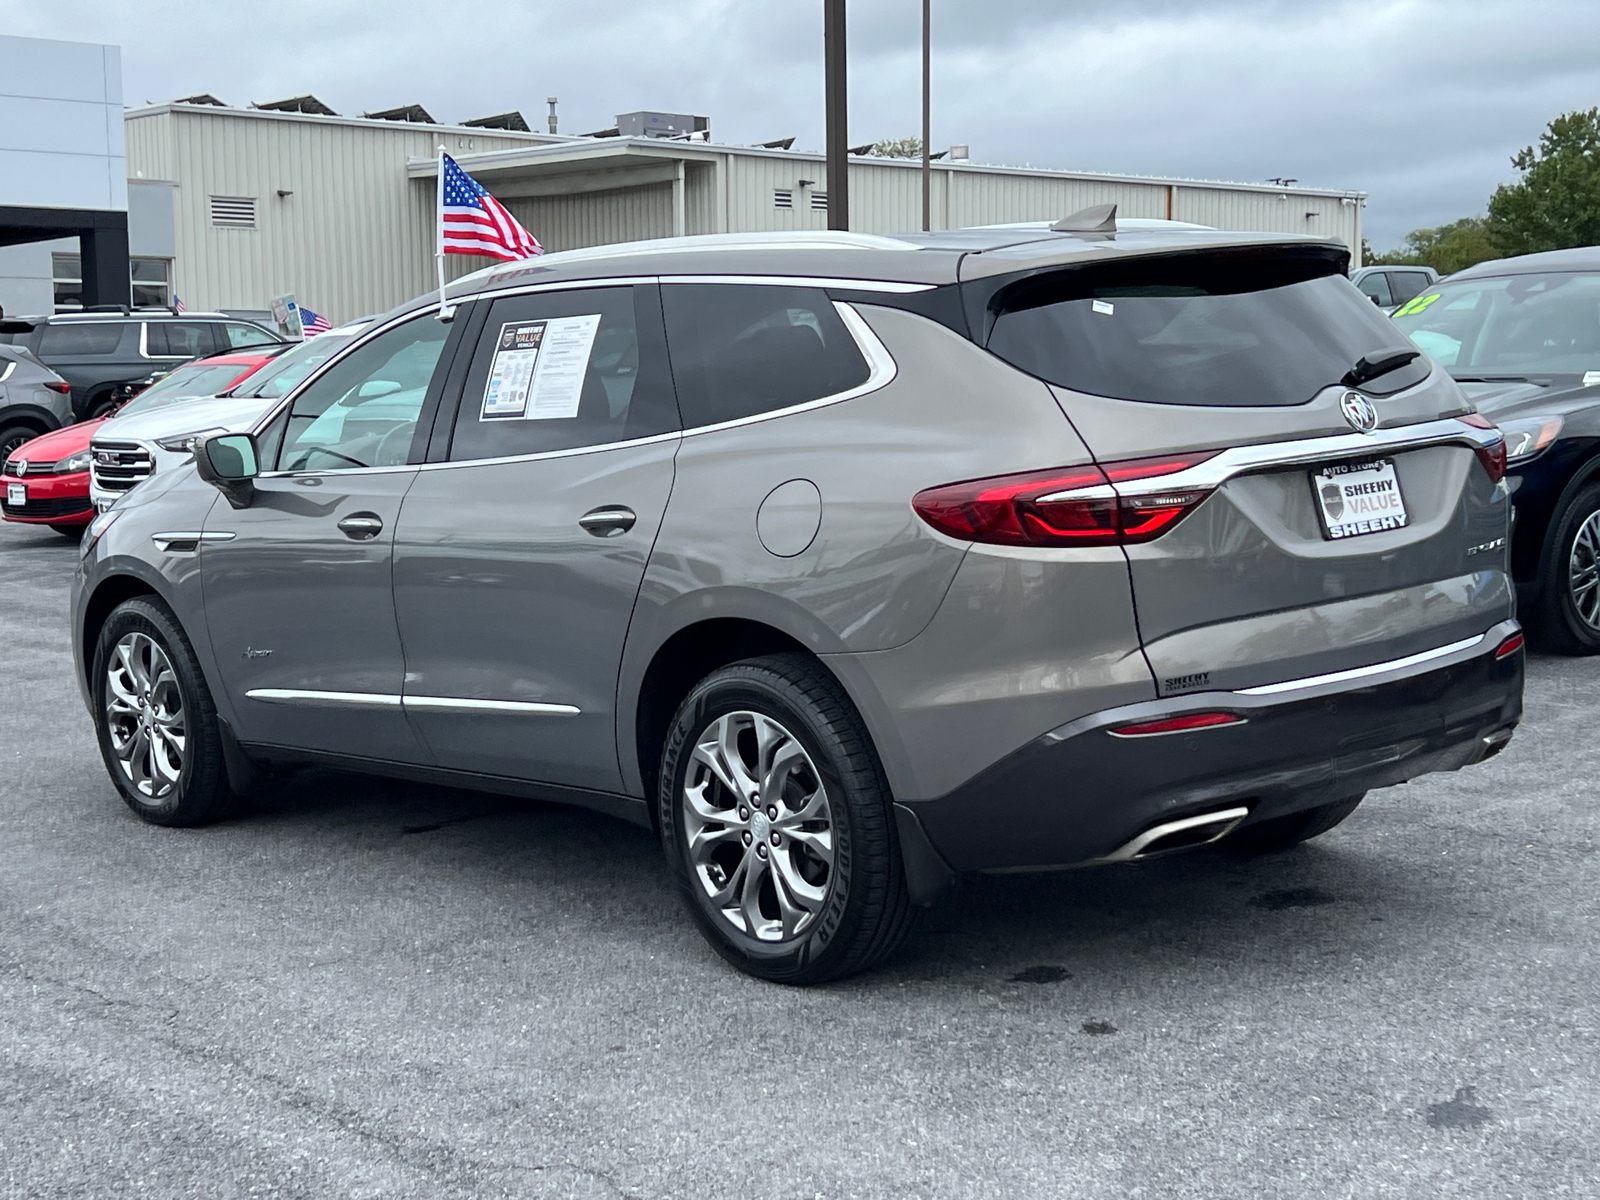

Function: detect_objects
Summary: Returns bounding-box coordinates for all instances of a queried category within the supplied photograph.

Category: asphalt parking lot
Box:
[2,517,1596,1199]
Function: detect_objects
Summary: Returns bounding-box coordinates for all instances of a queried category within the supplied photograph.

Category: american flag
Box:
[440,152,542,261]
[173,296,185,313]
[299,307,333,336]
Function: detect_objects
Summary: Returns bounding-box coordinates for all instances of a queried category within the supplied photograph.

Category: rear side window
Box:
[661,284,869,428]
[985,250,1430,406]
[39,322,122,355]
[449,284,678,461]
[146,322,217,358]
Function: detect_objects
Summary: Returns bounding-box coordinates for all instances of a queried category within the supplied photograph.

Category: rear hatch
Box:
[968,240,1513,695]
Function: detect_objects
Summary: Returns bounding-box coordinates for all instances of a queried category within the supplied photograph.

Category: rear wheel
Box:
[1227,794,1365,854]
[657,653,914,984]
[92,597,234,826]
[1530,482,1600,655]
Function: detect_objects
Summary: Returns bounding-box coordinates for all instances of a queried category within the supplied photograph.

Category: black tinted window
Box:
[38,322,122,355]
[1388,272,1430,305]
[986,251,1429,406]
[662,284,870,428]
[450,285,678,462]
[146,322,216,358]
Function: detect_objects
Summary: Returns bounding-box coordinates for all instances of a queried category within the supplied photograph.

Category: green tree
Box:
[1486,107,1600,255]
[869,137,924,159]
[1371,217,1501,275]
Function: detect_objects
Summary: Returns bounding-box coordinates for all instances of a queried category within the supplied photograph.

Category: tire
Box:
[51,524,85,540]
[0,422,41,465]
[1529,482,1600,655]
[86,392,120,420]
[656,653,915,984]
[91,596,234,826]
[1226,794,1365,854]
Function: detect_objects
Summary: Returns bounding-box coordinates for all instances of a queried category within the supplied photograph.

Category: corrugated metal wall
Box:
[501,183,674,254]
[128,108,548,322]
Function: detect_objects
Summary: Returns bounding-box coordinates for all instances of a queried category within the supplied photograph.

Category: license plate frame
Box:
[6,482,24,507]
[1311,457,1409,540]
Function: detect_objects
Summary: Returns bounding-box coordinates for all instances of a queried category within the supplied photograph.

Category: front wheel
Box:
[1530,482,1600,655]
[91,596,234,826]
[657,653,914,984]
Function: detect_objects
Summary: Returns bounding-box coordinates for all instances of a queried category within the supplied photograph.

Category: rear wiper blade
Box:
[1342,349,1421,388]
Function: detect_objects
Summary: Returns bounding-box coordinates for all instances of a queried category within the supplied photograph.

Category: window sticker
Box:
[1091,299,1115,316]
[1393,292,1441,318]
[480,314,603,421]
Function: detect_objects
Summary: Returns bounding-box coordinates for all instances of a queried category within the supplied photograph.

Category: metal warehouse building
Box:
[111,98,1365,323]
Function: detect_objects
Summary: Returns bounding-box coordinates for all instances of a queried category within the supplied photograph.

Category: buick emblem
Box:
[1340,390,1378,434]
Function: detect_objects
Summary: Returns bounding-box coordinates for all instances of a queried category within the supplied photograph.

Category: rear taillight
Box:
[45,381,71,394]
[1459,413,1507,483]
[1109,712,1245,738]
[912,451,1218,548]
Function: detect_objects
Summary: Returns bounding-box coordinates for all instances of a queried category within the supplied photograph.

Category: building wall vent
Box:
[811,191,828,212]
[774,188,793,210]
[210,196,257,228]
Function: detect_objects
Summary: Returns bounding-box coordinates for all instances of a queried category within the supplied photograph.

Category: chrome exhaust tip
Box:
[1101,805,1251,863]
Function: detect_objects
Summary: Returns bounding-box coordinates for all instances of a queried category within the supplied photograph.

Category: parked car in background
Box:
[5,349,284,533]
[0,310,287,421]
[90,322,369,510]
[1351,265,1439,314]
[73,224,1521,983]
[1393,246,1600,652]
[0,344,74,463]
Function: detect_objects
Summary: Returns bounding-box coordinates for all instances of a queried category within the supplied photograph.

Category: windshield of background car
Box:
[1392,271,1600,378]
[230,332,358,399]
[984,248,1429,405]
[114,362,252,416]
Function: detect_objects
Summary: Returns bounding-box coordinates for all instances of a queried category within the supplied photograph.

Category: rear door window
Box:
[146,322,218,358]
[1388,271,1430,306]
[661,283,869,428]
[984,250,1430,406]
[449,284,678,461]
[38,321,123,356]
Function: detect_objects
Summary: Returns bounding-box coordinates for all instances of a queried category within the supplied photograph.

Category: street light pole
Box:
[825,0,849,231]
[921,0,930,231]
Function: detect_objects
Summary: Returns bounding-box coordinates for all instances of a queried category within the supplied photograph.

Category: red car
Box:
[2,349,285,535]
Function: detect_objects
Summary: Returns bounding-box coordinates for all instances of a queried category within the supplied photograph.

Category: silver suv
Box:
[71,220,1524,983]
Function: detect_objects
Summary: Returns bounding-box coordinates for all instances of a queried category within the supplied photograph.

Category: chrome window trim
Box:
[1233,633,1487,697]
[402,695,581,716]
[655,274,935,293]
[679,301,899,440]
[245,689,403,707]
[1036,417,1503,503]
[413,430,682,474]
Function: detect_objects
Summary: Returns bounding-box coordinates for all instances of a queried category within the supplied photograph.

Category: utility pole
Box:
[824,0,849,231]
[921,0,931,231]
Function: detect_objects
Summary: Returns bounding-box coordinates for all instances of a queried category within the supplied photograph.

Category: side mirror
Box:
[195,433,259,508]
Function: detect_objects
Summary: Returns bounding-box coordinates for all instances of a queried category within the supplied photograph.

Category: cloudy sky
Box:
[5,0,1597,249]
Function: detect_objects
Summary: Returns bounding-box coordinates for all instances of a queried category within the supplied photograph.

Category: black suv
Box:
[0,311,287,420]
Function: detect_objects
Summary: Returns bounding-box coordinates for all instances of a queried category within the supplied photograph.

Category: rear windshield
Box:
[984,249,1429,406]
[231,331,357,399]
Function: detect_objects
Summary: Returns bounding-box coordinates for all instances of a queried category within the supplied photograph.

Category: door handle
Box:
[337,512,384,540]
[578,506,637,538]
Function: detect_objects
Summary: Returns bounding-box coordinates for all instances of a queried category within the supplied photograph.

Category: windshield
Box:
[231,331,359,399]
[116,362,253,416]
[1393,271,1600,378]
[985,249,1429,406]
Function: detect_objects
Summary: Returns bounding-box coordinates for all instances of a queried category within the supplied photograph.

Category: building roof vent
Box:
[616,111,710,140]
[173,93,227,107]
[252,95,338,116]
[462,111,531,132]
[363,104,437,124]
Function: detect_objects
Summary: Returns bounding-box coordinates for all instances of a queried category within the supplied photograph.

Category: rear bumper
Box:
[899,619,1524,884]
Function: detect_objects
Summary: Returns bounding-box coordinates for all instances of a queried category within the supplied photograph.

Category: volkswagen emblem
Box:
[1340,390,1378,434]
[13,459,25,477]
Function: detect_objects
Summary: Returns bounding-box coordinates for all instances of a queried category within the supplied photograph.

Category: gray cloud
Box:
[4,0,1595,248]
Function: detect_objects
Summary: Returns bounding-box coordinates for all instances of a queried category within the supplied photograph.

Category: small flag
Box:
[173,296,186,313]
[299,307,333,336]
[440,152,542,261]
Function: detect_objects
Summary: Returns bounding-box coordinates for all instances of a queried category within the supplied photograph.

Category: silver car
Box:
[70,220,1524,983]
[0,344,74,464]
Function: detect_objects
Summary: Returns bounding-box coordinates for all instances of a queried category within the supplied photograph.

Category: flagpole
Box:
[435,144,451,318]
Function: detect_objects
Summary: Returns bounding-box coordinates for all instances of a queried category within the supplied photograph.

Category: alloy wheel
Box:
[681,710,835,942]
[104,631,187,799]
[1571,509,1600,633]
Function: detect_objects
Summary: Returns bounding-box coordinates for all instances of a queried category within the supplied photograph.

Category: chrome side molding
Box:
[151,530,236,553]
[244,689,580,716]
